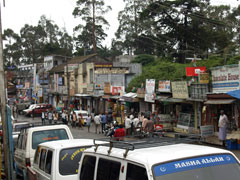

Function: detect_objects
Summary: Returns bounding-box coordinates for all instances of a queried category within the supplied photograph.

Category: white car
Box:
[77,139,240,180]
[28,139,104,180]
[71,110,88,125]
[14,124,73,177]
[23,104,38,115]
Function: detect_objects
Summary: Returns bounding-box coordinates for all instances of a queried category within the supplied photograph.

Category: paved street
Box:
[15,114,240,160]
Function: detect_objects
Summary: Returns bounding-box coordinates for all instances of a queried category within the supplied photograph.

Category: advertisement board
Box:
[211,65,239,93]
[199,73,209,84]
[186,67,206,77]
[171,81,189,99]
[158,80,171,92]
[145,79,155,102]
[112,86,124,95]
[104,82,111,94]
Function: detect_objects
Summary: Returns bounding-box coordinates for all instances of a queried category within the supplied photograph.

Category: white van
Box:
[78,139,240,180]
[28,139,103,180]
[14,124,73,177]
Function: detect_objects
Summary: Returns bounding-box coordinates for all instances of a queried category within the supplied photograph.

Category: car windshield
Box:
[32,129,69,149]
[29,105,36,109]
[59,146,90,175]
[153,154,240,180]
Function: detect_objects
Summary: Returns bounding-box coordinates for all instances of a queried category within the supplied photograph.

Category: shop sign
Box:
[199,73,209,84]
[64,64,78,72]
[137,88,145,98]
[25,82,30,89]
[145,79,155,103]
[95,67,129,74]
[104,82,111,94]
[112,86,124,95]
[158,80,171,92]
[95,84,103,90]
[94,62,113,68]
[87,84,94,92]
[171,81,189,99]
[186,67,206,77]
[211,65,239,93]
[38,88,43,97]
[158,114,172,123]
[54,74,58,92]
[200,125,214,137]
[58,77,63,85]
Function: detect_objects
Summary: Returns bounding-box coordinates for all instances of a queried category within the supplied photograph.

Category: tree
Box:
[3,28,22,66]
[73,0,111,53]
[116,0,152,55]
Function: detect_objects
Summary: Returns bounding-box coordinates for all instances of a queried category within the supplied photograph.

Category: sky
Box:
[1,0,240,47]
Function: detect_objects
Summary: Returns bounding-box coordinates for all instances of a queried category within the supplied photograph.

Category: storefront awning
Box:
[161,98,185,103]
[227,89,240,100]
[120,93,138,102]
[74,94,90,97]
[204,99,236,105]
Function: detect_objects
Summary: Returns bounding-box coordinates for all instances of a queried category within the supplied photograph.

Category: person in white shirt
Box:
[125,116,131,135]
[94,114,101,134]
[41,112,45,125]
[218,110,228,146]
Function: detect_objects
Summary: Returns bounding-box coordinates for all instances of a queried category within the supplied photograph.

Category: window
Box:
[39,149,47,171]
[59,146,89,175]
[34,147,41,165]
[32,129,69,149]
[126,163,148,180]
[80,156,96,180]
[17,134,23,149]
[97,158,121,180]
[45,150,53,174]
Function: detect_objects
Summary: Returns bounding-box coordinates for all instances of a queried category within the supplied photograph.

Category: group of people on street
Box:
[41,110,67,125]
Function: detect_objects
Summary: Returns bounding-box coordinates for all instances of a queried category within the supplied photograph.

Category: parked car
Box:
[77,139,240,180]
[16,101,31,115]
[12,122,31,147]
[14,124,73,177]
[28,139,104,180]
[23,104,54,117]
[71,110,88,125]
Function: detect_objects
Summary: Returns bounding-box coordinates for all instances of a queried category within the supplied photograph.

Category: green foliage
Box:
[132,54,155,66]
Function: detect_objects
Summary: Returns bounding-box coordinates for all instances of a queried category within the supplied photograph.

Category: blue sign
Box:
[212,82,239,88]
[154,154,237,177]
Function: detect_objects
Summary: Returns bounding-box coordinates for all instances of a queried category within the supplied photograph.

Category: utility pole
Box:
[66,58,70,121]
[0,1,13,179]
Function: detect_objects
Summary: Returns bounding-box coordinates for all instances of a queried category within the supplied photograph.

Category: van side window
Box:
[97,158,121,180]
[45,150,53,174]
[39,149,47,171]
[126,163,148,180]
[80,156,96,180]
[17,134,23,149]
[34,147,41,165]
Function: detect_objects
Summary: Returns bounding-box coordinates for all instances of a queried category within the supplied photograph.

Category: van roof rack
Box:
[20,122,65,131]
[93,136,198,158]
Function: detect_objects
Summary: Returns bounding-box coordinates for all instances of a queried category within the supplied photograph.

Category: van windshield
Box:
[153,154,240,180]
[59,146,89,175]
[32,129,69,149]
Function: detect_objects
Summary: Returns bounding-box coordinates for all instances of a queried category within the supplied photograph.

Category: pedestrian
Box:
[48,110,53,124]
[101,113,107,133]
[218,110,228,146]
[114,124,125,141]
[144,118,154,137]
[86,114,92,133]
[94,114,101,134]
[107,112,113,125]
[53,111,58,124]
[41,111,45,125]
[125,115,131,136]
[130,114,134,135]
[78,113,83,130]
[72,112,77,128]
[62,111,67,124]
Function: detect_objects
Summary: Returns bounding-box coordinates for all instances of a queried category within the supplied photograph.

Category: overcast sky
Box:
[1,0,240,47]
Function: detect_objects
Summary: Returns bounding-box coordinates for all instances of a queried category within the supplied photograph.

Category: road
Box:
[15,114,240,159]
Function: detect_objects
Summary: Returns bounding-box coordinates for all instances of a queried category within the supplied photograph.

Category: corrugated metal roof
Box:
[204,99,235,104]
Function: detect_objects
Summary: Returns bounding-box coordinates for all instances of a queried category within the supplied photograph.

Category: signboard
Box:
[158,80,171,92]
[104,82,111,94]
[145,79,155,103]
[112,86,124,95]
[94,62,113,68]
[38,88,43,97]
[64,64,79,72]
[199,73,209,84]
[95,84,103,90]
[58,77,63,85]
[200,125,214,137]
[54,74,59,92]
[171,81,189,99]
[177,113,192,129]
[211,65,239,93]
[95,67,129,74]
[186,67,206,77]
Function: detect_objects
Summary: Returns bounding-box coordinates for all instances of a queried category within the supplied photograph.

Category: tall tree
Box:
[116,0,153,55]
[73,0,111,53]
[3,28,22,66]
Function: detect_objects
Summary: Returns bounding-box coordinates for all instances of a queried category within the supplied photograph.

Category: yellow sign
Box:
[200,73,209,84]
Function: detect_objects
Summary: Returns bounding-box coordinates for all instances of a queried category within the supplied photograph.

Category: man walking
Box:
[218,110,228,146]
[94,114,101,134]
[48,110,53,124]
[41,111,45,125]
[101,113,107,133]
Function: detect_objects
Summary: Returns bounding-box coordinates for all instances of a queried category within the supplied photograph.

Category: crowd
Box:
[39,109,161,140]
